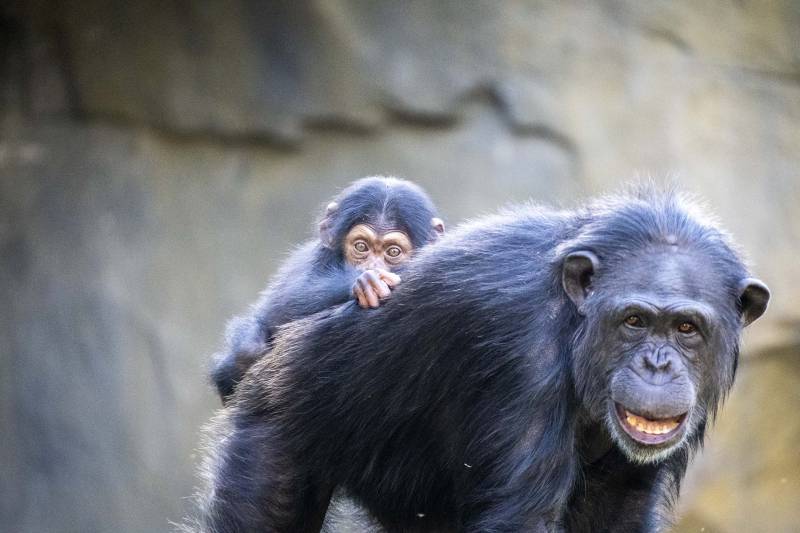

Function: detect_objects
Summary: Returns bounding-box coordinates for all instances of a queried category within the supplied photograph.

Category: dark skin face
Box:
[605,291,707,460]
[564,247,770,464]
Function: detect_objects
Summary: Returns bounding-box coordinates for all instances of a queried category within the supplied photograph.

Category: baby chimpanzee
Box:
[210,176,444,403]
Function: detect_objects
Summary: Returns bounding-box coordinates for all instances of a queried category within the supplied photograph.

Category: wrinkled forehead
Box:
[346,223,410,241]
[603,247,726,303]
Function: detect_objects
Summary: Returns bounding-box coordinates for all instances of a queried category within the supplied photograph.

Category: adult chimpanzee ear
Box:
[562,251,599,311]
[738,278,770,327]
[318,202,339,248]
[431,217,445,237]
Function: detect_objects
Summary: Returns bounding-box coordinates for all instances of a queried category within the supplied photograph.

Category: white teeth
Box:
[624,410,679,435]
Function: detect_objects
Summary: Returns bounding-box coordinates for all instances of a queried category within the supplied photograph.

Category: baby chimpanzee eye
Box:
[677,322,696,334]
[354,241,369,253]
[386,246,402,258]
[624,315,645,328]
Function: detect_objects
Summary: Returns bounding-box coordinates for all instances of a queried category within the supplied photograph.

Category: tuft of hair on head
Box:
[561,180,743,266]
[319,176,440,250]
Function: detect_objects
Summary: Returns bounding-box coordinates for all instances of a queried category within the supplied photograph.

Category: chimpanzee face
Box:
[343,224,414,272]
[317,183,445,272]
[563,246,769,464]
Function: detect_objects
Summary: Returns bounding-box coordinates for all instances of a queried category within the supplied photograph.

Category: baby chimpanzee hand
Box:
[352,269,401,308]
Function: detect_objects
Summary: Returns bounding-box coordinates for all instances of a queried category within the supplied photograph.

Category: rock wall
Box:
[1,1,798,531]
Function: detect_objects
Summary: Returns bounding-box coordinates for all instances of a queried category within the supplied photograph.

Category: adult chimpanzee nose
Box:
[638,345,679,381]
[644,346,671,371]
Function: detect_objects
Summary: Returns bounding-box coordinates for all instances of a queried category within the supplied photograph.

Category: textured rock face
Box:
[1,1,798,531]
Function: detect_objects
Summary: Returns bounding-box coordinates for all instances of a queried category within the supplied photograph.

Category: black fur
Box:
[210,176,441,403]
[198,188,768,532]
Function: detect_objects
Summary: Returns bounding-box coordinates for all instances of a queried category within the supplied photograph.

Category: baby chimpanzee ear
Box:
[318,202,339,248]
[562,251,599,312]
[431,217,445,237]
[738,278,770,327]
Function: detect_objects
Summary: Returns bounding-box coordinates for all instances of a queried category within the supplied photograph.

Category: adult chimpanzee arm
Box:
[197,412,334,533]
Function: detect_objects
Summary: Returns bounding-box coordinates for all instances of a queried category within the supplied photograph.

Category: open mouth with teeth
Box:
[614,403,688,445]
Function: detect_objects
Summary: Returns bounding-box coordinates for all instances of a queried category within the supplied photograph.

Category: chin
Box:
[605,401,695,464]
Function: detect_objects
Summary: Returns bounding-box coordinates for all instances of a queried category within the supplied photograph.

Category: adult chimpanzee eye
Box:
[386,246,402,258]
[677,322,696,334]
[354,241,369,253]
[624,315,645,328]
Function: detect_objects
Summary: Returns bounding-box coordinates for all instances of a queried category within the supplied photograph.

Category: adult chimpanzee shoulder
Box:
[197,187,769,533]
[210,176,444,403]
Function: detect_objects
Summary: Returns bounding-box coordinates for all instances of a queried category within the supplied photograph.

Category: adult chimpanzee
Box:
[210,176,445,403]
[197,187,769,532]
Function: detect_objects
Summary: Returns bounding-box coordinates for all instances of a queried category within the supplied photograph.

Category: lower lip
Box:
[614,403,688,446]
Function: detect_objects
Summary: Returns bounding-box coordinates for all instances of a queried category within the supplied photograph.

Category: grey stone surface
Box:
[1,1,798,531]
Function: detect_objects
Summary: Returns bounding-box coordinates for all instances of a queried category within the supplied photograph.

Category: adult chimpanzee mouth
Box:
[614,403,688,446]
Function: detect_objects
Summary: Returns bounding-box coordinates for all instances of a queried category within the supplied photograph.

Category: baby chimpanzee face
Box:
[343,224,413,271]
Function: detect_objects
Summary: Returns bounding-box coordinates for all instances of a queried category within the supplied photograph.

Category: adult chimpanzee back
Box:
[196,187,769,533]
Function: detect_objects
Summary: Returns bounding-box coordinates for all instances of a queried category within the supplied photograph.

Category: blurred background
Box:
[1,1,798,532]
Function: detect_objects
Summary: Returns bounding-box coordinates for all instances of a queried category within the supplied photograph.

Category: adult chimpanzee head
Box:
[562,192,769,464]
[318,176,445,271]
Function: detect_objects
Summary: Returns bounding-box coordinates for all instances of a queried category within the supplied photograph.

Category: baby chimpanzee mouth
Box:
[614,403,688,445]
